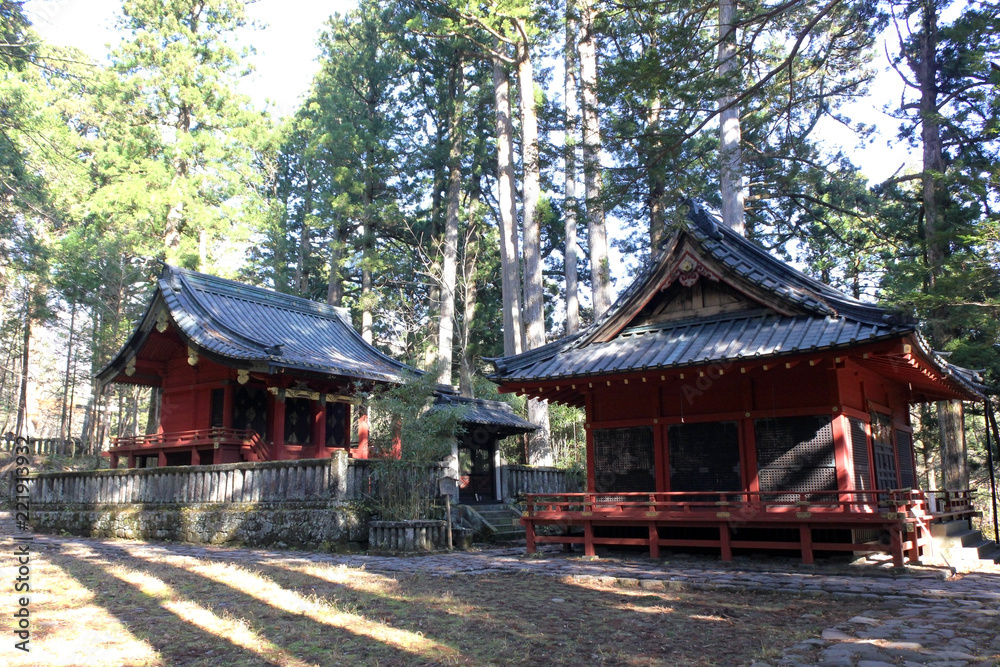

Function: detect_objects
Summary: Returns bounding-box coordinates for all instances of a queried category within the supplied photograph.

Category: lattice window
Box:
[668,421,741,493]
[232,386,267,437]
[284,397,312,445]
[325,402,347,448]
[850,417,871,493]
[755,416,836,501]
[896,430,915,489]
[871,412,897,492]
[593,427,656,493]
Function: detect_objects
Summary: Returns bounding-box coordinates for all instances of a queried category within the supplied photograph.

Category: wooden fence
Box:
[500,464,581,501]
[2,435,84,457]
[24,455,578,507]
[26,453,448,506]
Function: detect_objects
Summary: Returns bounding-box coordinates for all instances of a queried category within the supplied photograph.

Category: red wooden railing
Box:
[522,489,943,520]
[111,428,261,452]
[520,489,978,566]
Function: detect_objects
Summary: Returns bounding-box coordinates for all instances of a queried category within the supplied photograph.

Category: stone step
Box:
[492,530,526,542]
[933,526,1000,566]
[930,518,973,538]
[479,512,519,523]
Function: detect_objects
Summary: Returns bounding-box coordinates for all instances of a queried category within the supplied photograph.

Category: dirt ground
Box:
[0,535,879,667]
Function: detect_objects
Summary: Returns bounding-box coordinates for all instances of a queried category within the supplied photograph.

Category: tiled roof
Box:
[496,312,902,382]
[490,201,984,399]
[433,393,538,435]
[98,264,412,385]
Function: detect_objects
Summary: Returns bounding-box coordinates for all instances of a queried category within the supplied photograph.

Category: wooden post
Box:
[720,523,733,561]
[312,399,327,458]
[271,390,286,460]
[524,517,536,554]
[356,410,370,459]
[583,520,595,557]
[799,524,814,564]
[648,523,660,559]
[890,525,904,567]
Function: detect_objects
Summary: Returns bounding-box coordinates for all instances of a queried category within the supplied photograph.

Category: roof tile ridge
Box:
[167,269,282,355]
[686,201,907,325]
[173,266,346,320]
[169,266,415,375]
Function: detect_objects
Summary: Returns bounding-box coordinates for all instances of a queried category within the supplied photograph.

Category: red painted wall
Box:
[581,355,914,494]
[159,354,232,434]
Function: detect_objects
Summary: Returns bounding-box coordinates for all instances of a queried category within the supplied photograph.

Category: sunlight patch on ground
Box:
[101,563,318,667]
[0,540,161,667]
[166,556,464,662]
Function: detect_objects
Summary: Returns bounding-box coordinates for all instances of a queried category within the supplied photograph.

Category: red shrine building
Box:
[98,265,535,485]
[96,265,416,467]
[490,201,985,565]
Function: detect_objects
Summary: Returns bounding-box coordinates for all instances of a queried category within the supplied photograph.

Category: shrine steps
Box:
[931,519,1000,566]
[458,503,526,542]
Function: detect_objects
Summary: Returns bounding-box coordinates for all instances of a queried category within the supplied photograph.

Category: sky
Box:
[24,0,355,117]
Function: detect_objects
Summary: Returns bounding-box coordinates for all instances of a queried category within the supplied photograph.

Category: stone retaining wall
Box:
[31,500,368,550]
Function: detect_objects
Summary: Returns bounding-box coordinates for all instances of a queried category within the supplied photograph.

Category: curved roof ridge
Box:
[685,200,908,327]
[166,267,280,354]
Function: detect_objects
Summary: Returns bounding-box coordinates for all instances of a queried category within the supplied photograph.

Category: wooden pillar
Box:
[525,519,536,554]
[648,523,660,559]
[271,390,286,461]
[654,425,667,492]
[191,448,200,465]
[906,524,920,563]
[583,520,595,557]
[127,451,136,469]
[741,416,759,493]
[585,390,597,492]
[890,525,904,567]
[110,453,120,469]
[799,524,814,564]
[831,414,854,513]
[356,409,370,459]
[720,523,733,561]
[158,450,167,467]
[312,399,327,458]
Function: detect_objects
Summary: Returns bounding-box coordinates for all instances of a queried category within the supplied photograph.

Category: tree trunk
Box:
[296,176,313,296]
[938,400,967,490]
[915,3,965,489]
[718,0,745,235]
[437,58,465,385]
[578,0,612,317]
[646,96,666,248]
[60,302,77,444]
[515,25,553,466]
[326,226,344,307]
[361,221,374,345]
[564,1,581,336]
[14,305,30,439]
[459,189,481,398]
[145,387,160,436]
[492,54,525,357]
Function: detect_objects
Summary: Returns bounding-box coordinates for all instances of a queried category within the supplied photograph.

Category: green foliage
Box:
[361,372,467,521]
[363,372,467,461]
